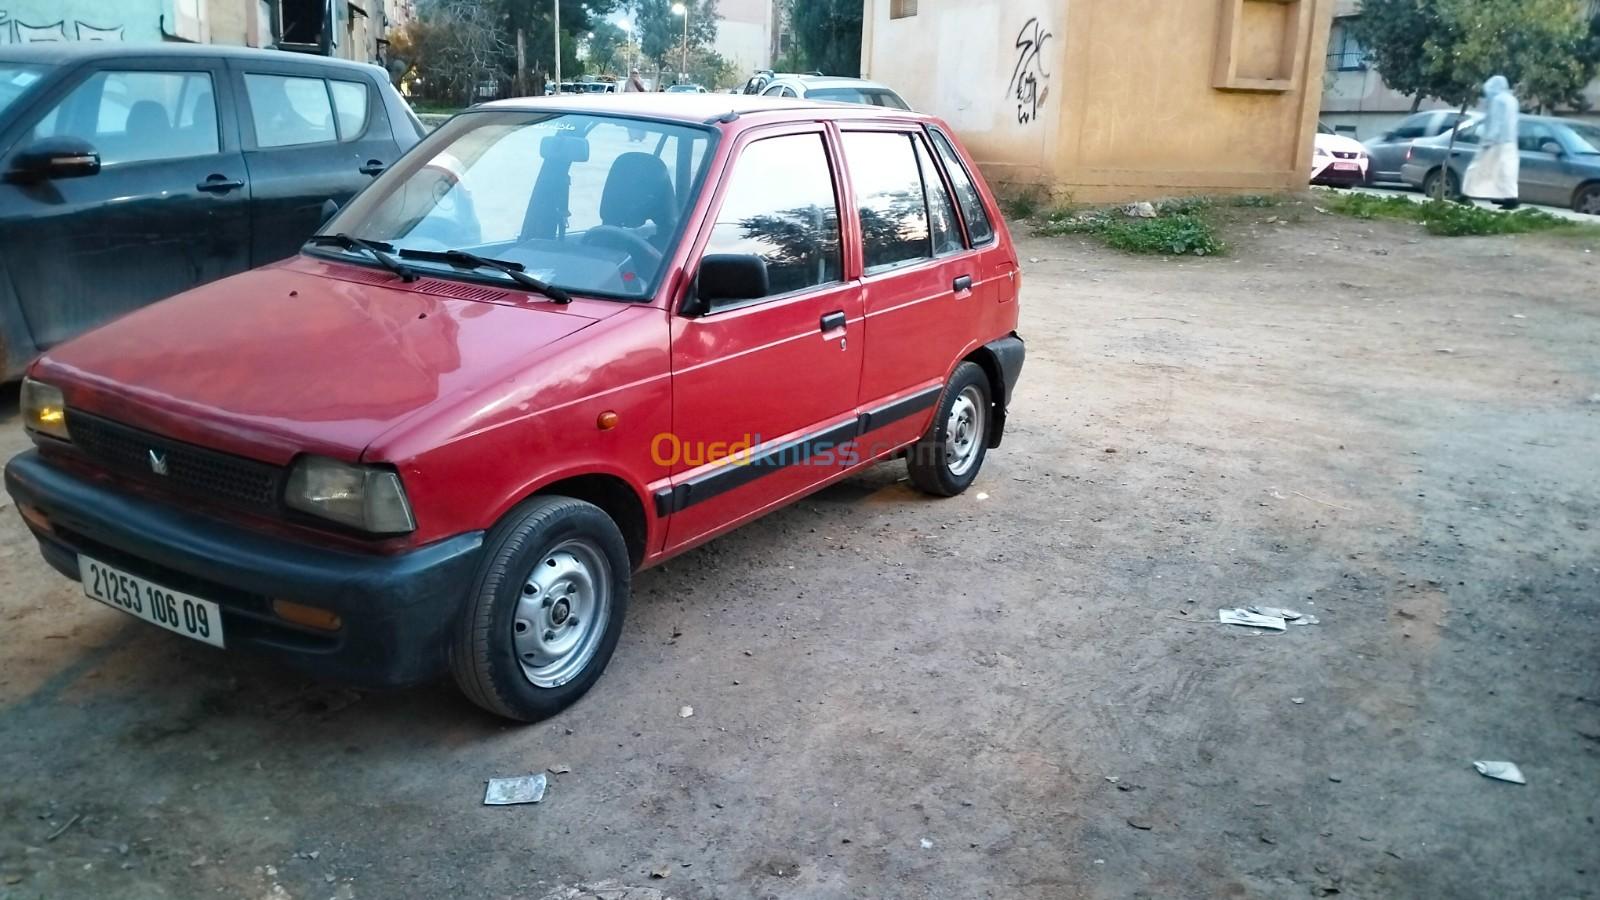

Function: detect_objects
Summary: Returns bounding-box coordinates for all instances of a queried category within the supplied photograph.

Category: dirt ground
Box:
[2,207,1598,900]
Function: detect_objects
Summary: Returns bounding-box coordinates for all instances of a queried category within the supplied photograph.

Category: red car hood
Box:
[35,258,606,465]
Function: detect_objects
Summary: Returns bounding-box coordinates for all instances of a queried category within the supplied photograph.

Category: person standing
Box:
[1461,75,1521,210]
[625,68,646,93]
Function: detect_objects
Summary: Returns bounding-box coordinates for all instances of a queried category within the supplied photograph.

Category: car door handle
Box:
[359,160,387,176]
[953,275,974,293]
[196,175,244,193]
[820,311,847,333]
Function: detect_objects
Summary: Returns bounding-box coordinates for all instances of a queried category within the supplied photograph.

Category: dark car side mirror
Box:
[683,254,770,316]
[8,137,101,182]
[320,198,341,226]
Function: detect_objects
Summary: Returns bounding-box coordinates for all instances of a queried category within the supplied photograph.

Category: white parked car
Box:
[758,75,910,110]
[1311,122,1370,187]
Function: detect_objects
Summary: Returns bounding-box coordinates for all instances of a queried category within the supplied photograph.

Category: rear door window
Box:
[328,79,371,139]
[927,127,995,246]
[244,73,336,147]
[841,131,931,275]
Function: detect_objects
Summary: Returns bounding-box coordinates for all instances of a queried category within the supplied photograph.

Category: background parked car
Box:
[1400,114,1600,214]
[1363,109,1470,184]
[1311,122,1369,187]
[0,43,423,381]
[665,83,707,94]
[758,75,910,110]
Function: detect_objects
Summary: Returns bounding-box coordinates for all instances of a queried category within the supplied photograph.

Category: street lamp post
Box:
[553,0,561,91]
[671,2,688,83]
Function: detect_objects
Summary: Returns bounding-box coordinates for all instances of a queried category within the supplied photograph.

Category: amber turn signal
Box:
[17,503,51,534]
[597,411,620,431]
[271,599,343,632]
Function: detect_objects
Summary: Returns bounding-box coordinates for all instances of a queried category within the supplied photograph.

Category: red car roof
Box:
[474,93,932,128]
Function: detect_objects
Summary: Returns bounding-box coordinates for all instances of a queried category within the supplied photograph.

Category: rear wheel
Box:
[1423,167,1461,202]
[450,496,630,722]
[907,362,992,497]
[1574,184,1600,216]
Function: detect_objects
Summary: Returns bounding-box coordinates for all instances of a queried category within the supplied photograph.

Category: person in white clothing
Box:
[1461,75,1520,211]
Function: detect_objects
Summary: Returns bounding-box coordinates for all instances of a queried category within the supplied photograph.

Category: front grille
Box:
[1333,151,1362,159]
[67,410,285,513]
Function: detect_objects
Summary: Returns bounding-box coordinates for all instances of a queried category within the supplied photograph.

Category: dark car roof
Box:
[0,41,383,75]
[476,93,931,127]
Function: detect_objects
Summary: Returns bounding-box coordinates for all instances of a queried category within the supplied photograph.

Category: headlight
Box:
[1315,146,1330,157]
[20,378,70,441]
[285,456,416,534]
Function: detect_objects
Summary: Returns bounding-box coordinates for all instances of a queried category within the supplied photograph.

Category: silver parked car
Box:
[1400,114,1600,214]
[758,75,910,110]
[1363,109,1469,184]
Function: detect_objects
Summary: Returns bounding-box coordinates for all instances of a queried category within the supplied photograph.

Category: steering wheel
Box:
[581,225,662,271]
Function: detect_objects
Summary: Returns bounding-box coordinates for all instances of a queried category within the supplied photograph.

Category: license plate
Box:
[79,556,225,648]
[1334,162,1360,171]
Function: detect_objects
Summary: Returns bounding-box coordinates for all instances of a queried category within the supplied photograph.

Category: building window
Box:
[1327,18,1368,71]
[890,0,918,19]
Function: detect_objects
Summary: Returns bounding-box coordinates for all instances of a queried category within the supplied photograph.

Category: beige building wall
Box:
[715,0,773,76]
[862,0,1336,203]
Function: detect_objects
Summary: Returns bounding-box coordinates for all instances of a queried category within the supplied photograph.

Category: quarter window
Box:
[245,74,336,147]
[842,131,930,275]
[328,80,371,139]
[32,70,219,167]
[702,133,842,299]
[915,136,964,255]
[928,128,995,246]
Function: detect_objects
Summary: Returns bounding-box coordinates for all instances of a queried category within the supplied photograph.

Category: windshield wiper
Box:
[305,233,416,282]
[396,248,572,304]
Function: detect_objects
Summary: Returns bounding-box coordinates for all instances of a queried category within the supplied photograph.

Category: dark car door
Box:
[231,59,401,266]
[0,55,249,352]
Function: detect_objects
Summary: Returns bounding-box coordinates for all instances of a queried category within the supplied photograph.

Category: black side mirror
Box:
[684,254,769,316]
[8,137,101,182]
[320,198,341,226]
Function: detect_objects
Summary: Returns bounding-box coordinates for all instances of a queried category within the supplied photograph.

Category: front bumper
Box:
[1312,163,1368,186]
[4,450,484,687]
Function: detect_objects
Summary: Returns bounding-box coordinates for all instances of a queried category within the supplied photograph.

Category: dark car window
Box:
[1389,113,1431,141]
[702,133,842,300]
[328,79,370,140]
[1565,122,1600,154]
[1439,113,1467,134]
[245,73,336,147]
[32,70,219,167]
[914,135,963,255]
[0,64,48,118]
[1517,121,1559,154]
[927,127,995,246]
[810,87,910,110]
[1453,124,1480,145]
[842,131,931,275]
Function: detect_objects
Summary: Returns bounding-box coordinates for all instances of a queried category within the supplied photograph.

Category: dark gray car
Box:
[1399,114,1600,214]
[1362,109,1469,184]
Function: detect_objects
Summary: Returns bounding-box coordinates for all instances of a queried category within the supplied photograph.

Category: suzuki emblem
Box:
[148,449,168,476]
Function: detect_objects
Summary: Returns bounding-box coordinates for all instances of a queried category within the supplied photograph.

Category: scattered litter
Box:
[1291,615,1321,626]
[1511,314,1526,319]
[650,864,673,879]
[45,814,81,842]
[547,763,571,775]
[678,705,694,719]
[1473,761,1526,785]
[975,492,989,501]
[483,773,548,805]
[1436,348,1454,354]
[1219,608,1287,631]
[1250,605,1302,621]
[1125,201,1158,218]
[1105,776,1119,784]
[919,838,934,849]
[1291,697,1305,704]
[1028,257,1041,263]
[1328,775,1343,783]
[1126,818,1154,831]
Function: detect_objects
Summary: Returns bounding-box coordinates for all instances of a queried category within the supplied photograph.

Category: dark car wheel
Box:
[450,496,630,722]
[907,361,992,497]
[1575,184,1600,217]
[1423,168,1461,201]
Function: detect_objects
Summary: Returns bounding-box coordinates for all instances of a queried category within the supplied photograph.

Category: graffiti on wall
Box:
[1006,17,1053,125]
[0,11,126,43]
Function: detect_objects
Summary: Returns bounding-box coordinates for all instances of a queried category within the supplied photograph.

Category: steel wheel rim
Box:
[1580,192,1600,216]
[512,539,611,689]
[945,385,986,477]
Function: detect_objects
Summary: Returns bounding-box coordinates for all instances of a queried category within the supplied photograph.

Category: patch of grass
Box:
[1157,196,1215,216]
[1227,193,1287,208]
[1317,191,1426,222]
[1317,189,1600,239]
[1038,208,1226,257]
[1001,189,1048,221]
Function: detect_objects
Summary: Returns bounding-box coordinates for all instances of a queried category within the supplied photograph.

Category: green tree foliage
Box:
[791,0,862,76]
[585,20,630,75]
[634,0,719,73]
[1353,0,1600,111]
[499,0,625,86]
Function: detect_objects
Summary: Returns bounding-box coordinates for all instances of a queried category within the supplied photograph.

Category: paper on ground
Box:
[1219,608,1287,631]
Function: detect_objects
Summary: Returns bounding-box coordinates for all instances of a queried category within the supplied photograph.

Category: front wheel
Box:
[1574,184,1600,217]
[450,496,630,722]
[907,362,992,497]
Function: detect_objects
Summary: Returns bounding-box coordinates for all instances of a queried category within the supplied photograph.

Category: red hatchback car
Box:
[6,94,1024,721]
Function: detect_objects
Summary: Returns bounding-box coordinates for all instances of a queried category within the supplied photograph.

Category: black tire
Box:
[1423,167,1461,201]
[450,495,630,722]
[907,361,993,497]
[1574,184,1600,217]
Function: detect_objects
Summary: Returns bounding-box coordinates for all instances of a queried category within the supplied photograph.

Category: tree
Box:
[1348,0,1445,112]
[634,0,719,75]
[586,19,629,75]
[790,0,861,76]
[498,0,625,89]
[404,0,511,105]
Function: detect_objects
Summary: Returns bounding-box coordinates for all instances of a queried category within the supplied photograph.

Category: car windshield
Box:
[0,63,48,118]
[320,110,715,300]
[810,87,909,109]
[1565,122,1600,154]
